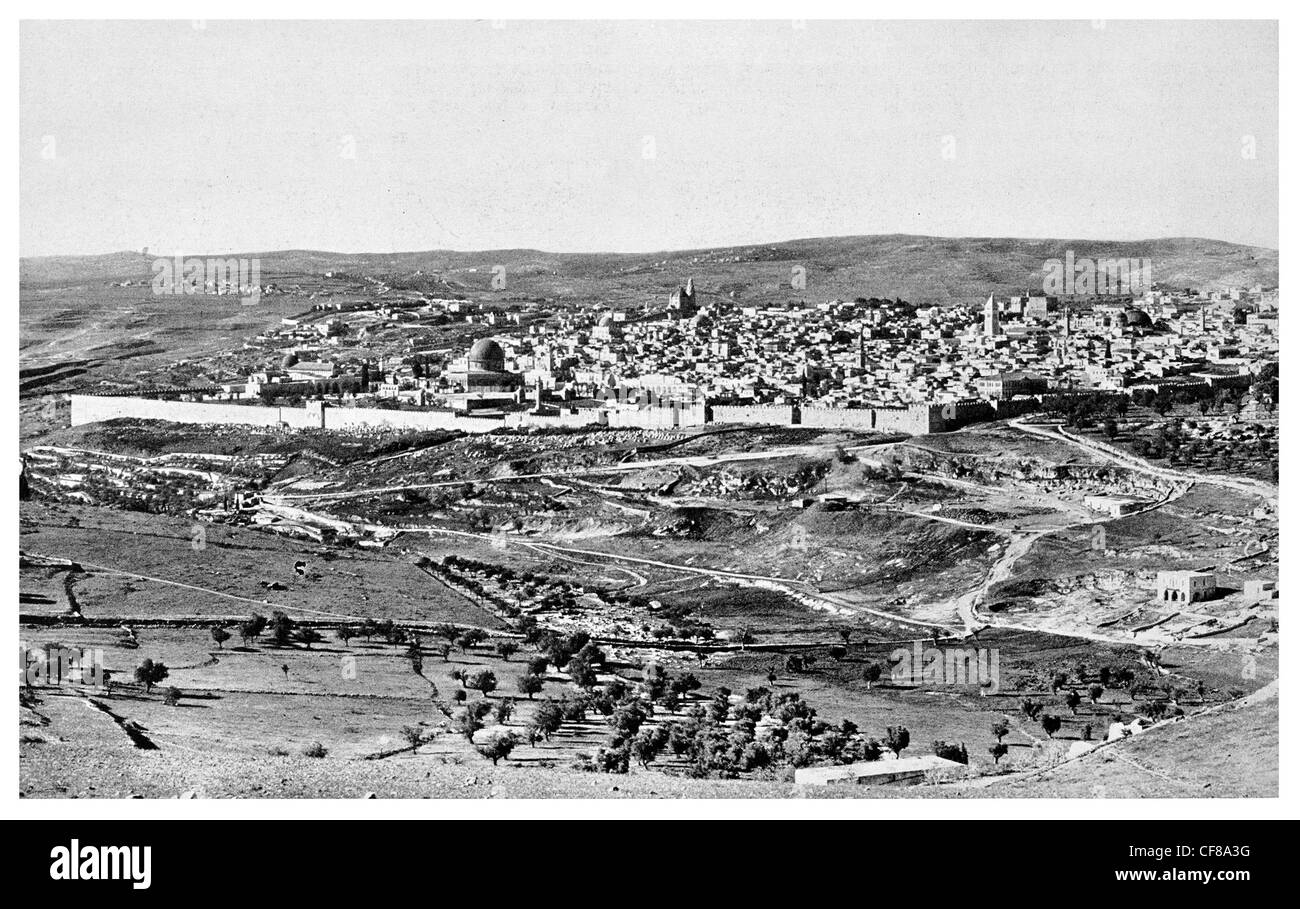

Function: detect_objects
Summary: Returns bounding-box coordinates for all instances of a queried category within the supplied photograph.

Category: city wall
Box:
[800,406,884,431]
[503,409,603,430]
[744,401,997,434]
[71,395,306,429]
[325,406,501,434]
[709,405,797,426]
[502,402,706,430]
[606,401,706,429]
[71,395,999,437]
[69,395,504,434]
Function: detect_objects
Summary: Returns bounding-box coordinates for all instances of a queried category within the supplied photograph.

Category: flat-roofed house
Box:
[286,360,337,382]
[794,755,964,787]
[1155,570,1216,604]
[975,371,1047,400]
[1244,579,1278,601]
[1084,494,1145,517]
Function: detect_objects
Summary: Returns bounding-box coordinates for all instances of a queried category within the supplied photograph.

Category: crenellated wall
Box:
[71,395,297,428]
[69,395,503,434]
[324,406,500,433]
[801,406,888,431]
[69,393,998,438]
[606,401,706,429]
[709,404,797,426]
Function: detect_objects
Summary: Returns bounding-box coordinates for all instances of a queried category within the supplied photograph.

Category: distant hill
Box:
[20,235,1278,307]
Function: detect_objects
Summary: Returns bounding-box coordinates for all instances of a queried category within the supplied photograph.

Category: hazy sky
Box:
[20,19,1278,257]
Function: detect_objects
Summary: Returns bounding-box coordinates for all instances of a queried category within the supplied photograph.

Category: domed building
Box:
[468,338,506,372]
[447,338,522,393]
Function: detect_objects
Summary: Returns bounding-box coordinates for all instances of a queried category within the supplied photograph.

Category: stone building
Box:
[975,371,1048,400]
[446,338,522,393]
[669,278,697,316]
[1155,570,1216,604]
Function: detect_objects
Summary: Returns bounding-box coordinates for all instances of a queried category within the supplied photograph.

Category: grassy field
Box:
[17,394,1279,799]
[20,619,1276,797]
[21,502,504,627]
[982,687,1277,798]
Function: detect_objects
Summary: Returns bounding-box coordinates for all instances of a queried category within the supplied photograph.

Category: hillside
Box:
[19,234,1278,307]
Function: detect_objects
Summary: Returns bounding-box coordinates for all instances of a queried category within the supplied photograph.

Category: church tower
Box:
[669,278,697,315]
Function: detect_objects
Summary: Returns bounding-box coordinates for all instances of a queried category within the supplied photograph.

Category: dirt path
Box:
[951,528,1049,635]
[517,541,649,587]
[934,421,1206,645]
[249,419,1221,649]
[404,523,954,633]
[267,444,832,502]
[960,679,1278,792]
[898,509,1015,534]
[1010,419,1276,500]
[23,552,374,623]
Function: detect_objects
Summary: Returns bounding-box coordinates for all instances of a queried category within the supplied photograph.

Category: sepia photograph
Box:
[7,8,1292,890]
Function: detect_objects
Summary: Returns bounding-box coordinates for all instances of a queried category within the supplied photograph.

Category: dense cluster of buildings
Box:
[484,281,1274,411]
[97,273,1279,435]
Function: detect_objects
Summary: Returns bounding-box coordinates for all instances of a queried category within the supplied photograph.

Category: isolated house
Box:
[1084,495,1145,517]
[1106,719,1150,742]
[1244,579,1278,601]
[1155,570,1216,604]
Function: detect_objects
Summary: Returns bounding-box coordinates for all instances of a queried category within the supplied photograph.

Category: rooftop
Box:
[794,754,964,785]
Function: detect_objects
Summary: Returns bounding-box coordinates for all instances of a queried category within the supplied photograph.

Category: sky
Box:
[19,19,1279,257]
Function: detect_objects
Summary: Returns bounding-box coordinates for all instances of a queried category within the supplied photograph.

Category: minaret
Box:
[983,295,1001,337]
[858,326,866,370]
